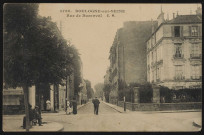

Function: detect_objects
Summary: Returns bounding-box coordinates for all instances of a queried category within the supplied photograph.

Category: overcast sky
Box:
[39,3,200,89]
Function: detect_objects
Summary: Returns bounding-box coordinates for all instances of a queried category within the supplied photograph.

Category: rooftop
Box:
[166,15,202,24]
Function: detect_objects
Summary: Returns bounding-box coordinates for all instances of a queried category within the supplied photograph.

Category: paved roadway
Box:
[3,101,201,132]
[42,101,201,131]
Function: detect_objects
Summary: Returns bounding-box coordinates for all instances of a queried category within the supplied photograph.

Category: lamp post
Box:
[124,96,126,112]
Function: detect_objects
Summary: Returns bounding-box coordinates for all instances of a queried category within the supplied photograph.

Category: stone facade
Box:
[108,21,156,100]
[147,10,202,89]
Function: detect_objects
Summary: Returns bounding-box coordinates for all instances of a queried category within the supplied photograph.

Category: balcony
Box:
[190,54,202,59]
[173,54,184,59]
[174,76,185,80]
[191,76,202,80]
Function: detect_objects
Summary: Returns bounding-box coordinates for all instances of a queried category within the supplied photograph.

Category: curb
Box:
[102,101,127,113]
[156,109,202,113]
[29,121,64,132]
[58,126,64,132]
[193,121,201,128]
[192,118,202,129]
[77,102,90,110]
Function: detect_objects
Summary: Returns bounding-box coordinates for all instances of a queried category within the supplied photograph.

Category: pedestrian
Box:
[67,101,71,115]
[23,104,33,129]
[72,97,77,114]
[92,97,100,115]
[34,106,42,126]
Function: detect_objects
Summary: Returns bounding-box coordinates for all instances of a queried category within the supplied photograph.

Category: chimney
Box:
[173,13,175,19]
[167,13,169,21]
[196,7,202,15]
[157,5,165,26]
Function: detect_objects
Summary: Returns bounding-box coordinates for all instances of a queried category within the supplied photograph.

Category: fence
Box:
[117,101,201,111]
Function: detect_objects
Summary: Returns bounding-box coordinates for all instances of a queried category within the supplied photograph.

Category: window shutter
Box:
[180,26,183,37]
[171,26,174,37]
[189,26,191,36]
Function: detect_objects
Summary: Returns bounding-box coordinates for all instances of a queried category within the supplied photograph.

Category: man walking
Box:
[92,97,100,115]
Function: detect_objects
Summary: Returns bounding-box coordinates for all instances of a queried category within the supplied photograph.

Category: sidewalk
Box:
[102,101,130,113]
[3,118,64,132]
[41,102,90,116]
[3,103,89,132]
[103,101,201,113]
[193,118,202,128]
[103,101,202,129]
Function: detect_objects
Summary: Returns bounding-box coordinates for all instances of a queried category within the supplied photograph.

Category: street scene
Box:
[3,101,201,131]
[3,3,202,132]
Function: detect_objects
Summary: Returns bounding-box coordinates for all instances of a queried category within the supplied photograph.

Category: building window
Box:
[174,26,180,37]
[191,43,201,58]
[174,43,183,58]
[191,26,198,36]
[191,65,201,80]
[175,65,184,80]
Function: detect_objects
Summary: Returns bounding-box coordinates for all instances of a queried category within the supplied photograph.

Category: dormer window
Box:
[174,26,180,37]
[191,26,198,36]
[172,26,183,37]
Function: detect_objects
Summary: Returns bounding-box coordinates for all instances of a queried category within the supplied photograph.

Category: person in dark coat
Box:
[92,97,100,115]
[23,104,33,129]
[72,97,77,114]
[34,106,42,126]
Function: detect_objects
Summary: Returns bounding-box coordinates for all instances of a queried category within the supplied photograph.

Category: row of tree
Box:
[84,79,94,99]
[3,4,82,131]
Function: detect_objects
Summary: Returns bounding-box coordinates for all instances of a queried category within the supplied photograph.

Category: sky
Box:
[38,3,201,89]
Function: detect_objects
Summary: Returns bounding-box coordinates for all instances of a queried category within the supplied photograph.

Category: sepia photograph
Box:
[2,3,202,132]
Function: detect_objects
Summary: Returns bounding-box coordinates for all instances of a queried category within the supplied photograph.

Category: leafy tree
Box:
[103,84,112,102]
[94,83,104,98]
[4,4,39,131]
[84,79,94,99]
[70,46,83,96]
[3,4,76,131]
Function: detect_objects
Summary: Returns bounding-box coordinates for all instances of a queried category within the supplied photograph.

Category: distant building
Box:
[146,8,202,89]
[108,21,156,102]
[3,86,36,114]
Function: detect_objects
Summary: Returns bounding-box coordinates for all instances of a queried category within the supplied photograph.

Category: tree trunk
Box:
[38,89,42,120]
[23,85,30,132]
[36,84,42,124]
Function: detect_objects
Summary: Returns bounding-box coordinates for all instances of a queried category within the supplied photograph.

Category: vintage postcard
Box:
[3,3,202,132]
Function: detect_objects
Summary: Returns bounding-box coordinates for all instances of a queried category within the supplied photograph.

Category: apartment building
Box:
[146,8,202,89]
[108,21,156,100]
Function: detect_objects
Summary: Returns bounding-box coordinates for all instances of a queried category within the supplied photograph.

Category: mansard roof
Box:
[146,14,202,42]
[166,15,202,24]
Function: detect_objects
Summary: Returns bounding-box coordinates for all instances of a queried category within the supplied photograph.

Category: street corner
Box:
[29,121,64,132]
[193,118,202,128]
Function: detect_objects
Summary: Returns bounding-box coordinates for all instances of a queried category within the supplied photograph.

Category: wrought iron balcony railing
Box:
[173,54,184,59]
[190,54,202,59]
[174,76,185,80]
